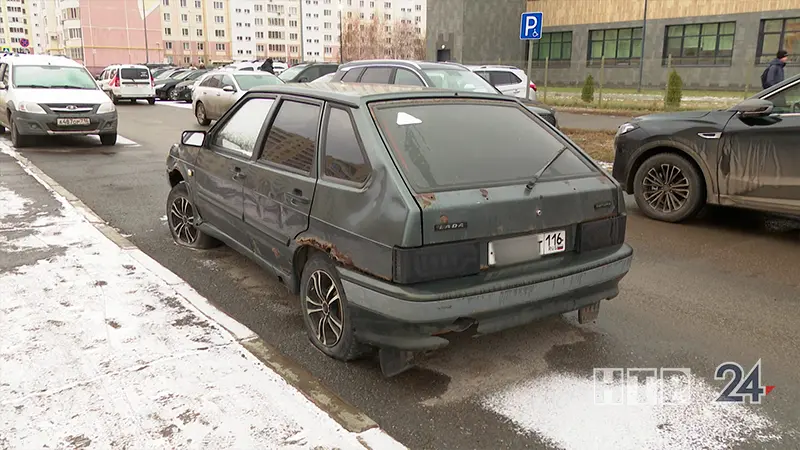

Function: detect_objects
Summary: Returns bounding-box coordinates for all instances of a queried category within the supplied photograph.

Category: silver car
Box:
[192,70,283,125]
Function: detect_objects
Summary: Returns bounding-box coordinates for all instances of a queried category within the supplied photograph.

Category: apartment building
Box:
[229,0,302,64]
[302,0,426,62]
[0,0,39,54]
[159,0,229,66]
[427,0,800,89]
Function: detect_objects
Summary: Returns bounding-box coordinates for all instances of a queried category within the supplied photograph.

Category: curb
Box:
[0,144,398,448]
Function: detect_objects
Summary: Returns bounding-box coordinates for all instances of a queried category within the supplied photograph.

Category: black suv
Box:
[277,62,339,83]
[330,60,558,127]
[166,84,631,376]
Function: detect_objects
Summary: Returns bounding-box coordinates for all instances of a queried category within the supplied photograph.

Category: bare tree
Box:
[387,20,424,60]
[340,14,424,61]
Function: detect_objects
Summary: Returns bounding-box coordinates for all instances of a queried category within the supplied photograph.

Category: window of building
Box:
[213,1,223,9]
[588,27,643,66]
[183,42,190,50]
[197,42,204,50]
[195,0,201,7]
[216,43,225,51]
[165,41,173,49]
[196,14,202,23]
[260,101,321,174]
[529,31,572,66]
[68,47,84,60]
[163,13,170,21]
[181,13,188,22]
[255,18,263,25]
[254,4,263,11]
[215,16,224,23]
[182,28,189,36]
[162,0,169,5]
[664,22,735,66]
[164,27,172,35]
[268,31,284,39]
[256,44,265,52]
[196,29,203,37]
[180,0,187,7]
[757,18,800,64]
[67,28,81,39]
[214,98,276,158]
[215,29,225,37]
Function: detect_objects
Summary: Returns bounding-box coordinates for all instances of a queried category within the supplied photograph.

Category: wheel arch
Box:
[626,141,716,204]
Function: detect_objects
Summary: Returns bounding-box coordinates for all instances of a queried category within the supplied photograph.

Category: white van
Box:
[98,64,156,104]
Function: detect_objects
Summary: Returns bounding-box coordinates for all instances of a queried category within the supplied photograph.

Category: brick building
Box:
[427,0,800,89]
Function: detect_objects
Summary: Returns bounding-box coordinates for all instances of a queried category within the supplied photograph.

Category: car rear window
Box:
[234,74,283,90]
[121,68,149,79]
[372,100,594,192]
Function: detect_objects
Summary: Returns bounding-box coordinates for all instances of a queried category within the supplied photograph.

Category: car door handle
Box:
[287,189,310,205]
[698,132,722,139]
[232,167,246,180]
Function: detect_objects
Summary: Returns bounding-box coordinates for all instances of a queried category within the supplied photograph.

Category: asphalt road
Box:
[9,102,800,449]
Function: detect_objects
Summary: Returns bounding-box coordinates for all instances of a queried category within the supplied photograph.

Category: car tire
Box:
[195,102,211,126]
[633,152,705,223]
[166,182,220,249]
[100,133,117,146]
[111,95,120,105]
[0,123,6,134]
[299,253,370,362]
[10,119,30,148]
[168,89,178,101]
[147,98,156,105]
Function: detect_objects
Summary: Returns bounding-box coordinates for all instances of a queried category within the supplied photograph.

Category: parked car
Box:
[165,83,633,376]
[466,64,537,101]
[330,60,558,127]
[612,73,800,223]
[150,66,176,78]
[155,68,188,80]
[192,71,283,125]
[277,62,339,83]
[0,54,118,147]
[97,64,156,105]
[172,69,211,102]
[156,69,209,101]
[310,72,337,84]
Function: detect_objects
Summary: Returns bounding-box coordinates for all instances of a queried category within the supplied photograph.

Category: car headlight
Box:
[154,84,165,89]
[97,102,116,114]
[617,123,639,136]
[17,101,46,114]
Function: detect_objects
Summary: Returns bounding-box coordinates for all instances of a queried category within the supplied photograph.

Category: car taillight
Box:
[150,76,155,87]
[530,82,537,92]
[392,241,481,284]
[111,75,120,87]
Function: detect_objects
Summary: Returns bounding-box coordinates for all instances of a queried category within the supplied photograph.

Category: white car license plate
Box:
[538,230,566,255]
[57,118,90,126]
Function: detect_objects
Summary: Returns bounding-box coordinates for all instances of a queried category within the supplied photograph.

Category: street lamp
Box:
[338,3,343,64]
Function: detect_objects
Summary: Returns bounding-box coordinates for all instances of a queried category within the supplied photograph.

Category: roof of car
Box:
[248,82,513,107]
[339,59,471,71]
[1,54,84,67]
[462,64,523,71]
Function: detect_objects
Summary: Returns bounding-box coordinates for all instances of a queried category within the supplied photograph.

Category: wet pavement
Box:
[3,102,800,449]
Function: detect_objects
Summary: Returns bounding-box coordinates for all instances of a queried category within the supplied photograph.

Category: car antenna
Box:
[525,145,569,191]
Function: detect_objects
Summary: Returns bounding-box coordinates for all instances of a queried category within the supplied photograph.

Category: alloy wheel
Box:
[642,163,690,213]
[196,104,206,122]
[168,196,198,245]
[305,270,344,348]
[169,89,178,100]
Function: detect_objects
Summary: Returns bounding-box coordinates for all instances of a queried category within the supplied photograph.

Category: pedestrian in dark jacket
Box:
[260,58,275,74]
[765,50,788,88]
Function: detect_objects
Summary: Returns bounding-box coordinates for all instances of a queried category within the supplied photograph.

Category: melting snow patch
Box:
[0,185,30,221]
[481,372,782,450]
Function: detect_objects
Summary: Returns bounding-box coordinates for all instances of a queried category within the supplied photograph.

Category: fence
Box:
[462,56,795,112]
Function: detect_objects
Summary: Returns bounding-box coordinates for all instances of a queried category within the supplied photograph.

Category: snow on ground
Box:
[481,372,783,450]
[0,163,403,449]
[158,101,194,110]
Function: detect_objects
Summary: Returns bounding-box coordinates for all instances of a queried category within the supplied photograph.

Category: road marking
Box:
[158,101,193,110]
[0,134,139,148]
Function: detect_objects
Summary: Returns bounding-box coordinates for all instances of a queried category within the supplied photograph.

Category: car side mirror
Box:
[731,98,774,118]
[181,130,206,147]
[0,82,6,90]
[222,85,235,92]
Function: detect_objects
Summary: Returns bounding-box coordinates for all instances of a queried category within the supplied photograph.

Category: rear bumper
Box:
[13,111,118,136]
[340,243,634,351]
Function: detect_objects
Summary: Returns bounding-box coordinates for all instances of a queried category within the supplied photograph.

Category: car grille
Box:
[43,104,97,114]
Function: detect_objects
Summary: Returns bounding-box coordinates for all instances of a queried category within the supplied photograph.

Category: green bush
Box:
[665,69,683,109]
[581,75,595,103]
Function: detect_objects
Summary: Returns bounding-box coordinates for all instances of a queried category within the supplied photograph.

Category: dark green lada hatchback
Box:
[165,83,634,376]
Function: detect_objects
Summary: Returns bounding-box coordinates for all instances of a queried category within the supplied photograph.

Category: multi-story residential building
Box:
[160,0,229,66]
[229,0,302,64]
[427,0,799,89]
[0,0,39,54]
[302,0,426,62]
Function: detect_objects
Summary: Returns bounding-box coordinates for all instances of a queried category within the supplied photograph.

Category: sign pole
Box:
[525,42,534,100]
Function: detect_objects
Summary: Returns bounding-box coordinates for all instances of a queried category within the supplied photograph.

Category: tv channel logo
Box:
[593,368,693,405]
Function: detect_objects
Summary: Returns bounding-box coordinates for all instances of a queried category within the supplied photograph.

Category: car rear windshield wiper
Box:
[525,145,570,190]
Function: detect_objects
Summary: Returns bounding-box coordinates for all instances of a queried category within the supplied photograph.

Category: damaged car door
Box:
[718,79,800,213]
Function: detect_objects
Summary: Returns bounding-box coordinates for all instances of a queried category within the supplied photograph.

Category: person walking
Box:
[763,50,788,89]
[259,57,275,74]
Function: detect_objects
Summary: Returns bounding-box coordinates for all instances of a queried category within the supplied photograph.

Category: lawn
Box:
[544,86,748,99]
[561,127,617,163]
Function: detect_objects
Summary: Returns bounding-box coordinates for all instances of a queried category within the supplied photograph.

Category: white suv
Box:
[465,65,538,101]
[0,54,118,147]
[98,64,156,104]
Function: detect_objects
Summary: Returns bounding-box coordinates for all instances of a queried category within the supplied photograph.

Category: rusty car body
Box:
[612,73,800,223]
[165,83,634,376]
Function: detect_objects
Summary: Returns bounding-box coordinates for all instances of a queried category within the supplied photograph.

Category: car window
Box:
[319,65,338,76]
[212,98,276,157]
[277,65,305,81]
[259,100,321,173]
[489,71,521,86]
[233,73,283,90]
[12,65,98,90]
[323,107,370,184]
[372,100,593,192]
[474,70,490,81]
[221,75,235,89]
[341,68,362,82]
[207,75,223,88]
[120,67,150,79]
[241,67,254,71]
[0,64,8,85]
[421,68,496,93]
[360,67,393,84]
[394,68,424,86]
[766,82,800,114]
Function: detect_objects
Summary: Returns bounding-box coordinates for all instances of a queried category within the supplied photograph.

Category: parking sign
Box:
[519,12,543,40]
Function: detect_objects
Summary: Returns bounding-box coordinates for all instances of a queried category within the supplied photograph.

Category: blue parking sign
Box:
[520,12,543,40]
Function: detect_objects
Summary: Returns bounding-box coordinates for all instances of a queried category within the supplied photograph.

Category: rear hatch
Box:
[371,98,624,281]
[119,67,153,94]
